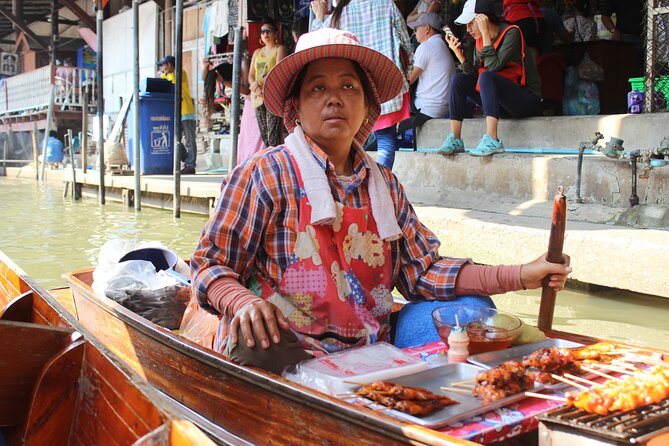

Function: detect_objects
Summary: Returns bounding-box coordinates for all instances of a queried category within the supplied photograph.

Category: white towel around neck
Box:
[284,126,402,242]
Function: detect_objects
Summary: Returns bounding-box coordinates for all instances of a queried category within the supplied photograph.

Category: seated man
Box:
[399,13,455,145]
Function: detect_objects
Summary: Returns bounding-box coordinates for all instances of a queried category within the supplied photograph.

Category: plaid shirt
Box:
[191,144,468,314]
[310,0,413,116]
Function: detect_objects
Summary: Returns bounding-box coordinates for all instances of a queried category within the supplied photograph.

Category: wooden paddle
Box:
[538,186,567,331]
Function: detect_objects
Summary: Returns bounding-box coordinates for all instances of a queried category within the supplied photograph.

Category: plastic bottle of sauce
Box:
[447,315,469,363]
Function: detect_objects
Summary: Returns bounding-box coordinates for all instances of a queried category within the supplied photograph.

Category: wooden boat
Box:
[0,250,239,446]
[62,266,608,446]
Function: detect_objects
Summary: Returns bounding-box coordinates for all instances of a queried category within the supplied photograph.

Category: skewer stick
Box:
[525,391,567,402]
[580,365,624,381]
[550,373,590,391]
[603,347,642,355]
[610,359,638,370]
[624,353,669,367]
[563,373,598,387]
[440,387,472,394]
[585,362,634,375]
[343,381,369,386]
[450,378,476,386]
[451,382,475,388]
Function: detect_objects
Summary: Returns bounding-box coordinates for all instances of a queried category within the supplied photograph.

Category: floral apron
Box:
[215,152,395,356]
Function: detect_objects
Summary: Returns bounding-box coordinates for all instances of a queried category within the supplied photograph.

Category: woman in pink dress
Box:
[202,53,265,166]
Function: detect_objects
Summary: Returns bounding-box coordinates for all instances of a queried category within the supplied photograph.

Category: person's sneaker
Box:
[470,134,504,157]
[180,165,196,175]
[437,133,465,155]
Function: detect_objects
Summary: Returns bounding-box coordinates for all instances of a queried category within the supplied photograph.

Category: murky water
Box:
[2,176,669,350]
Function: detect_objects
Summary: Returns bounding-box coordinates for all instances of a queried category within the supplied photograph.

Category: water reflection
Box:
[0,177,206,289]
[2,177,669,350]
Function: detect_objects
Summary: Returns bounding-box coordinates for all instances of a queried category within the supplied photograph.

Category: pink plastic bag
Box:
[179,296,221,350]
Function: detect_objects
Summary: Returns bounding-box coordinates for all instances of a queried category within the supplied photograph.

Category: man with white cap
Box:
[438,0,542,157]
[405,12,455,124]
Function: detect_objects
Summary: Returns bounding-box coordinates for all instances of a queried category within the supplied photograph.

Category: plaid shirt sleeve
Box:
[382,169,470,302]
[190,157,276,314]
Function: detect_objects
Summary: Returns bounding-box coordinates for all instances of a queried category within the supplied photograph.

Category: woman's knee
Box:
[477,71,498,91]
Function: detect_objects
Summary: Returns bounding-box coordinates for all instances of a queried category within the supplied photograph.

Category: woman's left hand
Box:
[520,253,572,291]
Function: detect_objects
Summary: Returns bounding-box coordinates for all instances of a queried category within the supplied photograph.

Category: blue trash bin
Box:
[127,78,175,175]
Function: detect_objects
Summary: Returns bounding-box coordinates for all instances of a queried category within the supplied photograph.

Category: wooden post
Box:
[229,26,242,170]
[96,0,105,204]
[537,186,567,331]
[67,129,80,199]
[132,0,141,211]
[31,121,38,180]
[81,89,88,173]
[172,0,183,218]
[0,135,7,176]
[40,83,55,181]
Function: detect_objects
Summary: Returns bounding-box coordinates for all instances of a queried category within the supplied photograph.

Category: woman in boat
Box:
[190,28,571,374]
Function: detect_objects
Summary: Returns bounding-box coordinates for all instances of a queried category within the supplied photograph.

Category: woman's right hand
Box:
[311,0,327,21]
[230,300,290,349]
[250,81,260,93]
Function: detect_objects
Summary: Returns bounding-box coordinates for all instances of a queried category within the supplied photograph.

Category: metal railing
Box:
[0,65,98,115]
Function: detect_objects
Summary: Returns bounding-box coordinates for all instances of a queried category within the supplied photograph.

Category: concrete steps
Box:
[415,112,669,151]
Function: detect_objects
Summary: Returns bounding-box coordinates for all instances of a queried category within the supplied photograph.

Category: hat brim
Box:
[406,19,422,29]
[263,43,404,145]
[454,11,475,25]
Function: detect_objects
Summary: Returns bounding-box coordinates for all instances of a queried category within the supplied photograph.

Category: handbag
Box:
[578,53,604,82]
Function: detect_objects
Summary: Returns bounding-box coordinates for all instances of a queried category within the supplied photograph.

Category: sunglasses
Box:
[260,28,275,34]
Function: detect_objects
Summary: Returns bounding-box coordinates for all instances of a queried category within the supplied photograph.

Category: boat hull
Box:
[0,251,223,446]
[65,268,477,446]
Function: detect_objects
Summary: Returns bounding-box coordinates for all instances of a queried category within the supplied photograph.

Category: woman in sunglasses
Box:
[249,17,287,148]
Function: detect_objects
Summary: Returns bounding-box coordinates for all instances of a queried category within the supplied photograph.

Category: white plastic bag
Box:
[92,239,190,329]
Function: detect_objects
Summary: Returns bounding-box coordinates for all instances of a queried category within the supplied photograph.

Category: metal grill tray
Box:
[467,339,584,370]
[346,362,540,429]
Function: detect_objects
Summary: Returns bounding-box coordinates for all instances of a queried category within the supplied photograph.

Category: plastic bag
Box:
[563,66,600,115]
[92,239,190,330]
[179,297,221,349]
[578,53,604,82]
[283,343,428,395]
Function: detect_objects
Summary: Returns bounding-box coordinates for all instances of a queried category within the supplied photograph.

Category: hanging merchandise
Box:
[211,0,230,38]
[275,0,296,23]
[248,0,271,22]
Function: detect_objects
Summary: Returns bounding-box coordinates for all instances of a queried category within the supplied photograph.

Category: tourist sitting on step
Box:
[397,13,455,146]
[438,0,542,157]
[38,131,64,169]
[190,28,571,375]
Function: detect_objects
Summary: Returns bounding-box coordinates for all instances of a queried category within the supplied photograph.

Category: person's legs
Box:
[449,73,479,137]
[393,296,496,348]
[439,73,478,154]
[375,125,398,170]
[223,324,313,374]
[472,71,541,156]
[255,104,271,148]
[182,118,197,169]
[266,112,284,148]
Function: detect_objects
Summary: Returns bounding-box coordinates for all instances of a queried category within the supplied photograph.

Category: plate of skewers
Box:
[339,342,657,428]
[527,347,669,416]
[339,362,544,428]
